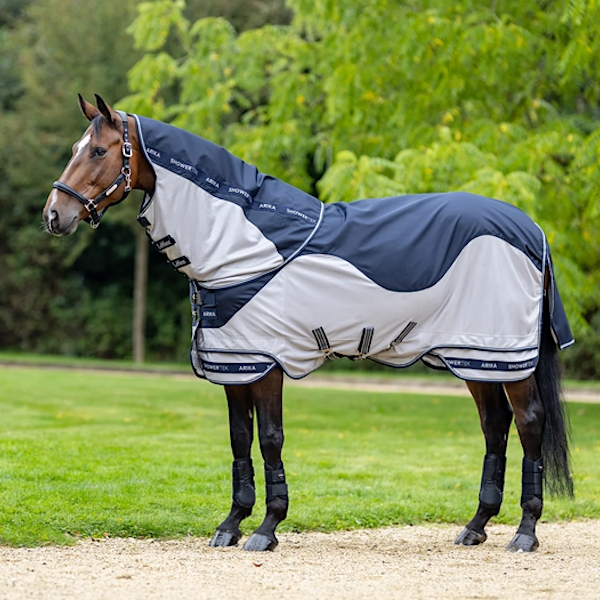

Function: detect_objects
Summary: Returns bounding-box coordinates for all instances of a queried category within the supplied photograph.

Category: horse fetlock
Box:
[265,495,289,524]
[520,496,543,522]
[232,457,256,508]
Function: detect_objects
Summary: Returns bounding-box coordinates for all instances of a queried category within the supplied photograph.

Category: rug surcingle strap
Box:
[357,326,374,356]
[311,327,340,360]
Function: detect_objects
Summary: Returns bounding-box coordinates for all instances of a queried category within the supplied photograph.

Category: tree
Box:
[0,0,141,355]
[123,0,600,336]
[0,0,291,362]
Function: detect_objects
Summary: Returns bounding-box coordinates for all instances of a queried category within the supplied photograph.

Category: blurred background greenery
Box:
[0,0,599,377]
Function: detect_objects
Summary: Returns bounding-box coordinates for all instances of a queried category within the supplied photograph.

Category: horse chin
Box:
[45,213,80,237]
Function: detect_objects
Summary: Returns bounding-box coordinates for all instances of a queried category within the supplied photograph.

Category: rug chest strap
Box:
[521,457,543,505]
[232,458,256,508]
[478,453,506,509]
[264,462,288,503]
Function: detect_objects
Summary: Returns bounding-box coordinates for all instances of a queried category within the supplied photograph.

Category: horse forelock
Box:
[92,115,104,137]
[91,113,119,138]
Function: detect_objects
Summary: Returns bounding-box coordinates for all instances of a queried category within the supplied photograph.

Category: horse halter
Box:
[52,110,133,228]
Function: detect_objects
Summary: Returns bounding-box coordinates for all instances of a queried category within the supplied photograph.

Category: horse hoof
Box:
[506,533,539,552]
[209,529,241,547]
[454,527,487,546]
[242,533,278,552]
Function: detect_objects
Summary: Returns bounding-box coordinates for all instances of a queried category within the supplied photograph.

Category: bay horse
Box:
[43,95,573,552]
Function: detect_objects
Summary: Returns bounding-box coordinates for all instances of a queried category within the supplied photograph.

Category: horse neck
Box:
[129,117,156,194]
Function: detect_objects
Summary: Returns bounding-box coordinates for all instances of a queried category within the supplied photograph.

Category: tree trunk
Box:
[133,226,149,363]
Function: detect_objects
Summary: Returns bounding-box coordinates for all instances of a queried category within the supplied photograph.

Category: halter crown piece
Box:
[52,110,133,228]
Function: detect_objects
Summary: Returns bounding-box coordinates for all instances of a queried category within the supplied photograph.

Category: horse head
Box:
[43,94,154,236]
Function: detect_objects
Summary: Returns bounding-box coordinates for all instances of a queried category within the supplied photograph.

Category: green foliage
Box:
[1,364,599,545]
[125,0,600,337]
[0,0,142,358]
[564,311,600,380]
[1,0,599,372]
[0,0,290,363]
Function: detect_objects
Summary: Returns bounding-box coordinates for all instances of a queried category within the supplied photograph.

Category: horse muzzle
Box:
[43,203,80,236]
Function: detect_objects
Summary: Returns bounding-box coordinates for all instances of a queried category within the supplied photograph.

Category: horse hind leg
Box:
[504,376,545,552]
[455,381,513,546]
[210,384,256,547]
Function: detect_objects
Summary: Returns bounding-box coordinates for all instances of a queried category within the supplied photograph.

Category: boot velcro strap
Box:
[265,462,288,503]
[232,458,255,508]
[479,453,507,509]
[521,457,543,505]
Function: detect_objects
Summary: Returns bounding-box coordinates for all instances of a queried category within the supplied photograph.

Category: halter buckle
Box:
[84,199,97,213]
[122,141,133,158]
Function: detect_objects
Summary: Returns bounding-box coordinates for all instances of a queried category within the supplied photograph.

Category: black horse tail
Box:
[534,301,574,498]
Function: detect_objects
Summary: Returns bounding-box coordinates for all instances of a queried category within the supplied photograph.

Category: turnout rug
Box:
[134,115,574,385]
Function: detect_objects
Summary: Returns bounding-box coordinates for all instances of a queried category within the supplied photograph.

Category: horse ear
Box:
[78,93,100,121]
[94,94,117,126]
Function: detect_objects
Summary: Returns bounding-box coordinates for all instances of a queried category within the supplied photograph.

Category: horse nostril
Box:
[46,209,59,232]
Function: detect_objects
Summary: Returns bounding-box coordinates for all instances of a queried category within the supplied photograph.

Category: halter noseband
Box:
[52,110,133,229]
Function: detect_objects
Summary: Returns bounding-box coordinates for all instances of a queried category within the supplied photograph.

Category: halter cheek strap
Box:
[52,110,133,229]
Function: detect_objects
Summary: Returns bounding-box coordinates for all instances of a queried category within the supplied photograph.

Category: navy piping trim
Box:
[192,341,540,384]
[536,224,547,360]
[301,236,544,299]
[136,116,320,227]
[535,222,574,349]
[196,201,324,292]
[133,114,155,216]
[133,113,326,291]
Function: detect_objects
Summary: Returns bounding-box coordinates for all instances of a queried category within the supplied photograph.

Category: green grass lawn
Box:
[0,364,599,546]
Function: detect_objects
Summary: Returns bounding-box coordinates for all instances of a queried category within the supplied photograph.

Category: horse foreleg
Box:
[210,383,256,547]
[505,375,545,552]
[243,367,287,551]
[455,381,513,546]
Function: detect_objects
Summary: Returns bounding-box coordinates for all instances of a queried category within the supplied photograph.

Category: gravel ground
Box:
[1,522,599,600]
[288,375,600,403]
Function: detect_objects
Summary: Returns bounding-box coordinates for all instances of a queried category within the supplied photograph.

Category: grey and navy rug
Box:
[134,115,573,385]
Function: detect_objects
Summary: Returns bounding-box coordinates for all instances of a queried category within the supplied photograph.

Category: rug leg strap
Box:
[478,453,507,510]
[521,457,543,505]
[265,462,288,504]
[232,458,256,508]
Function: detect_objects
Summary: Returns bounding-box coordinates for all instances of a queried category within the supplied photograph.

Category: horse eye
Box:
[92,147,107,158]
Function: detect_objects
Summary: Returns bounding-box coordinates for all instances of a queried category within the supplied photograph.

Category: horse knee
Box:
[258,425,284,457]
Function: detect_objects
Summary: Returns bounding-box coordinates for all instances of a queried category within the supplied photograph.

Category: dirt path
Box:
[3,360,599,403]
[1,523,599,599]
[288,374,600,403]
